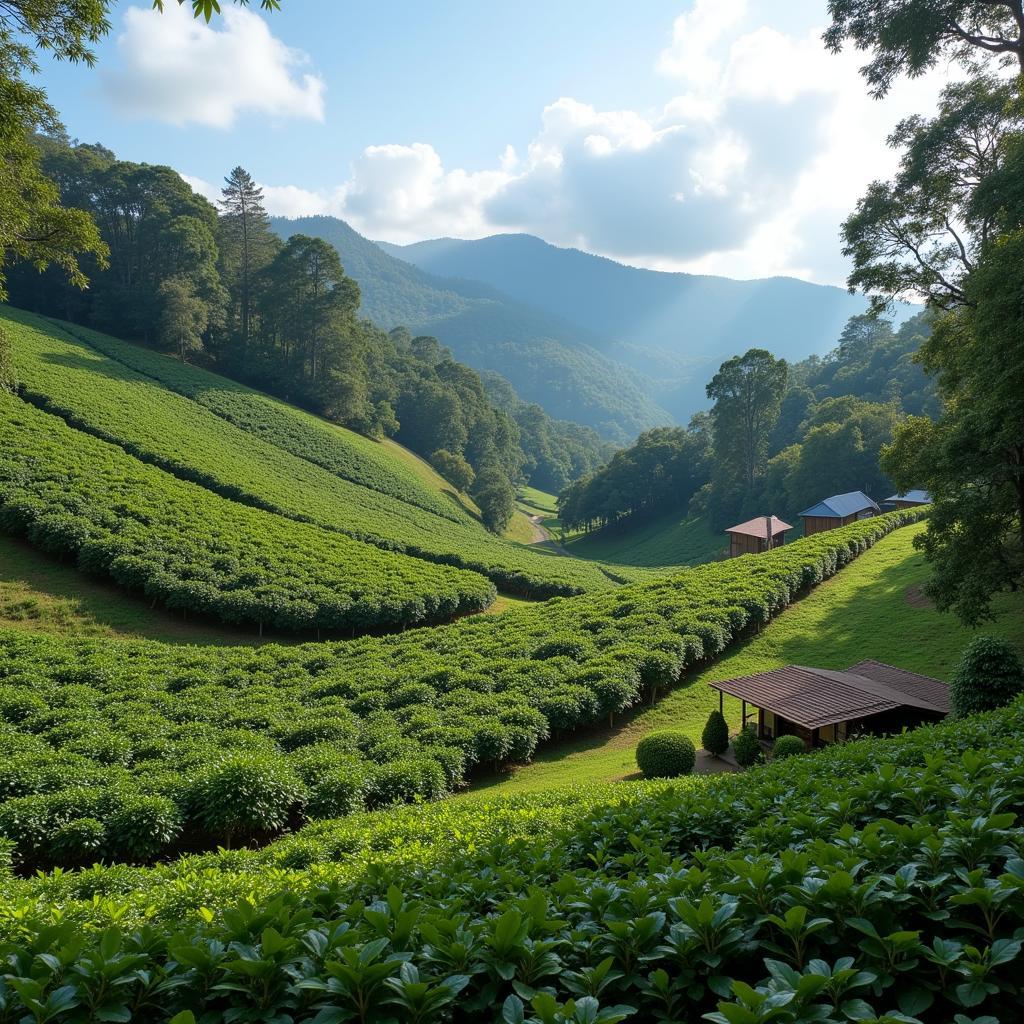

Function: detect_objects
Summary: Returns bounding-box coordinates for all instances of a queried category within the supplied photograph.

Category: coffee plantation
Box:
[1,308,636,597]
[0,392,495,634]
[0,508,924,869]
[0,697,1021,1022]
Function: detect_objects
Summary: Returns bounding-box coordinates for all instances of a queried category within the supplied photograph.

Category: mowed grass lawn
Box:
[459,522,1024,797]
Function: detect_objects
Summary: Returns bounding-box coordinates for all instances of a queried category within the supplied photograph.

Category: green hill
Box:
[1,306,637,600]
[0,509,927,872]
[464,521,1024,795]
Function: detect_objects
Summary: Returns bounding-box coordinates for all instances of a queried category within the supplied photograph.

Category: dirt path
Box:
[527,514,572,556]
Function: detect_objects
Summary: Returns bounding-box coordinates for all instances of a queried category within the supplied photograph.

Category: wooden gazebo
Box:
[710,659,949,749]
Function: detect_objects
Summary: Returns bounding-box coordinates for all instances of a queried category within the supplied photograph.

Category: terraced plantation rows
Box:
[2,699,1022,1023]
[3,308,629,596]
[26,310,463,523]
[0,392,495,634]
[0,509,923,870]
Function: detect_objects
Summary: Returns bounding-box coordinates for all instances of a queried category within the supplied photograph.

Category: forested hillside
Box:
[270,216,671,440]
[3,144,612,505]
[560,310,938,537]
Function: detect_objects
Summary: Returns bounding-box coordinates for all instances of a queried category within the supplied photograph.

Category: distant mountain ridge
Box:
[379,233,916,417]
[271,216,670,442]
[272,217,904,441]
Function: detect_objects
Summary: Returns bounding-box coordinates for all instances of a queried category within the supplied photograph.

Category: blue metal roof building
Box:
[800,490,880,519]
[800,491,881,535]
[883,490,931,506]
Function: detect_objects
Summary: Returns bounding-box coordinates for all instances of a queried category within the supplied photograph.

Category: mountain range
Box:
[272,216,900,442]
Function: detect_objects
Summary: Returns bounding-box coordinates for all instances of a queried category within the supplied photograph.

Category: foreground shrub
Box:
[701,709,729,756]
[0,509,924,869]
[635,730,696,777]
[731,724,762,767]
[1,698,1023,1021]
[771,734,806,760]
[950,635,1024,717]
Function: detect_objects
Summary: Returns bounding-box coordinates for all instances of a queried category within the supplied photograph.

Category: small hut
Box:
[710,660,949,750]
[882,489,931,510]
[800,490,879,536]
[725,515,792,558]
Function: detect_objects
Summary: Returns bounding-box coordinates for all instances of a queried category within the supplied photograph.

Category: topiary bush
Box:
[701,710,729,757]
[771,734,806,760]
[731,724,762,768]
[635,730,696,778]
[950,636,1024,717]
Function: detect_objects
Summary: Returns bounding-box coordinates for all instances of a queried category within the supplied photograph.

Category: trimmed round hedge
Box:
[635,730,696,778]
[772,734,806,760]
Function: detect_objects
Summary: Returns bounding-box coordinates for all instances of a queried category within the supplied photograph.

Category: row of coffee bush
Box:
[4,308,626,596]
[0,696,1020,1022]
[0,392,496,633]
[0,508,925,869]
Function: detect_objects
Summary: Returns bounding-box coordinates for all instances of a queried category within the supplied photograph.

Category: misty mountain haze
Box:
[272,216,907,437]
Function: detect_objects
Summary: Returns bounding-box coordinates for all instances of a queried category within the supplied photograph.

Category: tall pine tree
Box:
[219,167,278,362]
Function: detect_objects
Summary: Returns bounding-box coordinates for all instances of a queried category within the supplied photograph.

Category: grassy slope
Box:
[0,535,281,645]
[3,307,632,595]
[516,486,727,567]
[461,522,1024,796]
[566,513,726,567]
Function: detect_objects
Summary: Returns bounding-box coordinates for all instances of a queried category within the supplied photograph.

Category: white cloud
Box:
[657,0,748,82]
[103,3,324,128]
[175,3,959,283]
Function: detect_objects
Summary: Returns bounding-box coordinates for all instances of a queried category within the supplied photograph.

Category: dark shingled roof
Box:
[725,515,793,539]
[710,660,948,729]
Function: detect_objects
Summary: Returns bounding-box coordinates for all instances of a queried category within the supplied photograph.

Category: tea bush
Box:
[0,391,495,632]
[635,730,696,777]
[771,734,806,760]
[3,308,630,597]
[0,699,1021,1022]
[0,509,926,868]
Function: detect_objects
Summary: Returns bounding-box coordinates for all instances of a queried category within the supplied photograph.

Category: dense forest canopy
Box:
[559,309,937,535]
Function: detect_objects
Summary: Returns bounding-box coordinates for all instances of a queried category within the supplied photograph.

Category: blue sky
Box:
[36,1,952,283]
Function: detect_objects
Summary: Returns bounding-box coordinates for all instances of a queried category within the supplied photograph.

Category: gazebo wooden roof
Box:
[710,659,949,730]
